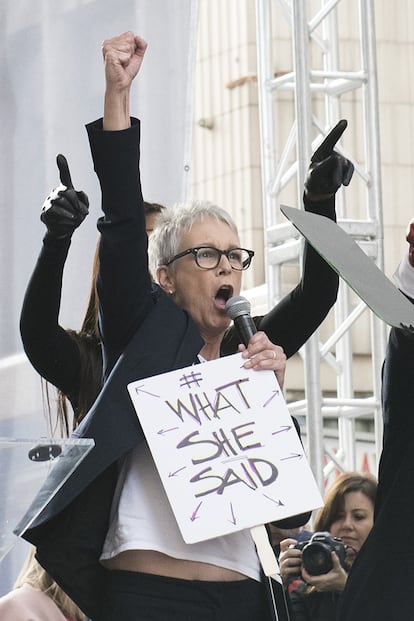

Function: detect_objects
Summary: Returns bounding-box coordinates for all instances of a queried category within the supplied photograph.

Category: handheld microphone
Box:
[225,295,257,346]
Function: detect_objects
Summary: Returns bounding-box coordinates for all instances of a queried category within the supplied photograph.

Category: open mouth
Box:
[214,285,233,310]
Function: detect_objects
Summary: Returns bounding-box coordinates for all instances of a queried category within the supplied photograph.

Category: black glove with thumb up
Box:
[305,120,354,199]
[41,154,89,239]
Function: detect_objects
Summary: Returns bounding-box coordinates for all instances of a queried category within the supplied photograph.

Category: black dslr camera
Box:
[293,531,347,576]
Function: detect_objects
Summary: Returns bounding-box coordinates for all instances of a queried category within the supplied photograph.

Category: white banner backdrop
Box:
[0,0,198,594]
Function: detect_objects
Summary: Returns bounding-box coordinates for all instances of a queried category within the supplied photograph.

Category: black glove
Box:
[41,154,89,239]
[305,119,354,198]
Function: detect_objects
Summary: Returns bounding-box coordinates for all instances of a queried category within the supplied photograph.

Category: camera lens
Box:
[302,542,333,576]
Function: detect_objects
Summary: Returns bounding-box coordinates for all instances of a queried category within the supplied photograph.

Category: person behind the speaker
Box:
[279,472,376,621]
[19,151,165,437]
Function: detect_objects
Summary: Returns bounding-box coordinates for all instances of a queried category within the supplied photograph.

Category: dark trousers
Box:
[98,569,275,621]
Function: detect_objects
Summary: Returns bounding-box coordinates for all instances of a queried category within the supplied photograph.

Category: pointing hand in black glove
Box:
[305,119,354,200]
[41,154,89,239]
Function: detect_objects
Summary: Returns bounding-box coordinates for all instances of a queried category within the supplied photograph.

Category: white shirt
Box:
[100,442,261,580]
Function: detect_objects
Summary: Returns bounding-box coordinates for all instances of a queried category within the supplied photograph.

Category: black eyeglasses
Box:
[166,246,255,271]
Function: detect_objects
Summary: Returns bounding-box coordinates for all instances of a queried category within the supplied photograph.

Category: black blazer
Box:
[21,286,203,618]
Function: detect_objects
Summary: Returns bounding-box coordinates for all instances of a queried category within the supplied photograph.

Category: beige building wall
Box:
[191,0,263,293]
[190,0,414,398]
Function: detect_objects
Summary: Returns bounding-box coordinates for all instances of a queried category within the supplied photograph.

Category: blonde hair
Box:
[14,547,85,620]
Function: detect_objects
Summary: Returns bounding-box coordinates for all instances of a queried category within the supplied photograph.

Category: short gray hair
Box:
[148,199,239,279]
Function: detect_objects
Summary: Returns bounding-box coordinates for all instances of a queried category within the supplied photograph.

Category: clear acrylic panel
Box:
[0,437,94,563]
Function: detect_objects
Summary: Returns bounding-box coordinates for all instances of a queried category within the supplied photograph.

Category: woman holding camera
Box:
[278,472,377,621]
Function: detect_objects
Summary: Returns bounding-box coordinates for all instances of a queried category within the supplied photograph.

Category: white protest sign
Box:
[127,352,322,544]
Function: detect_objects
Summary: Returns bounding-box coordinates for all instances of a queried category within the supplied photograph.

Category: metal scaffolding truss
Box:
[255,0,388,490]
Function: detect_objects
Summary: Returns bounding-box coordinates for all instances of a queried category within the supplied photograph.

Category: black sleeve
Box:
[86,118,154,376]
[377,301,414,510]
[381,301,414,442]
[221,194,338,359]
[19,233,82,399]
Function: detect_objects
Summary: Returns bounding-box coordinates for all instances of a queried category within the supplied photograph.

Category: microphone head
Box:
[225,295,251,319]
